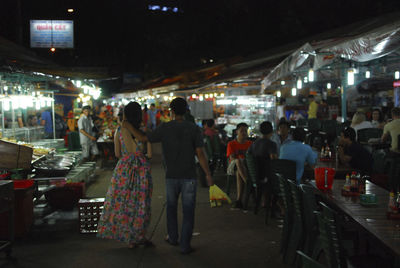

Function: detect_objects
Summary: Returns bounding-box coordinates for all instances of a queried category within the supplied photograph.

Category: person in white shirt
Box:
[351,112,373,141]
[78,106,99,161]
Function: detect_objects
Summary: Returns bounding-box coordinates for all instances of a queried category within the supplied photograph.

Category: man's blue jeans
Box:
[166,178,197,252]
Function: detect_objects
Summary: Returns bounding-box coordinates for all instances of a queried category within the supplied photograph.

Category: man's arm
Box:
[338,146,352,164]
[114,129,122,158]
[196,147,214,186]
[122,121,148,142]
[80,129,97,141]
[381,133,390,143]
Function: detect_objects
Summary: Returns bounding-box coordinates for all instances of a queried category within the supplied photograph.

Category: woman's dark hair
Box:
[260,121,273,135]
[117,109,124,122]
[292,127,306,142]
[206,119,215,128]
[372,108,383,122]
[341,127,356,142]
[170,97,187,115]
[124,102,142,129]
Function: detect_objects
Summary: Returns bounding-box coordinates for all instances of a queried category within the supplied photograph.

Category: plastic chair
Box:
[297,251,323,268]
[296,119,308,128]
[300,185,321,258]
[357,128,383,143]
[276,173,293,262]
[243,151,259,211]
[307,119,322,133]
[286,180,305,265]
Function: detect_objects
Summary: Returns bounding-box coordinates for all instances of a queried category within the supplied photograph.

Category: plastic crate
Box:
[78,198,105,234]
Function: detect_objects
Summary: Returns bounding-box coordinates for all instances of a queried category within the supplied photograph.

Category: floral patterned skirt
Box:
[97,152,152,244]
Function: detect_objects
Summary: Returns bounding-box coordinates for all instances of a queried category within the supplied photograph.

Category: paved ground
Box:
[0,144,289,268]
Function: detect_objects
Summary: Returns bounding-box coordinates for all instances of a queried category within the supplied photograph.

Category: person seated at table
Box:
[351,112,373,140]
[271,120,292,157]
[227,123,253,209]
[204,119,219,138]
[371,109,385,129]
[338,127,373,174]
[290,110,304,121]
[248,121,278,212]
[381,107,400,155]
[280,127,317,184]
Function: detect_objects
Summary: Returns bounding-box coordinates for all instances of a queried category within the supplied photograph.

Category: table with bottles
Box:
[310,179,400,264]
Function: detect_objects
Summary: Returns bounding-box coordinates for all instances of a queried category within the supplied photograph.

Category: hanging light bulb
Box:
[35,100,41,110]
[308,69,314,82]
[46,99,52,107]
[191,94,197,98]
[395,71,400,80]
[365,71,371,79]
[277,91,281,98]
[3,99,10,111]
[280,80,285,85]
[327,83,332,89]
[291,88,297,96]
[297,79,302,89]
[347,69,355,85]
[199,95,204,101]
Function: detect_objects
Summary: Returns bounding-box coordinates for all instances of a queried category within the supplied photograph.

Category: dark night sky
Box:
[1,0,400,80]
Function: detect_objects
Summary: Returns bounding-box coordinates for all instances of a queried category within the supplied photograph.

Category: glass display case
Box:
[216,95,276,137]
[1,127,45,143]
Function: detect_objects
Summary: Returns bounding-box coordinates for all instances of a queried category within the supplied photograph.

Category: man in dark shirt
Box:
[123,97,213,254]
[248,121,278,182]
[338,127,373,174]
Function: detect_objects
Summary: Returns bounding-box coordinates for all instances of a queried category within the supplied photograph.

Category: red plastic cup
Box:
[314,167,335,190]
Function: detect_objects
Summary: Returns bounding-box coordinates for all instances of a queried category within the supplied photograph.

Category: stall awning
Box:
[261,12,400,91]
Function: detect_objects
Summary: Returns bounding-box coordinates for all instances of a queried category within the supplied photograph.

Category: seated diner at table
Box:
[338,127,373,174]
[227,122,252,209]
[351,111,373,140]
[279,127,317,184]
[381,107,400,156]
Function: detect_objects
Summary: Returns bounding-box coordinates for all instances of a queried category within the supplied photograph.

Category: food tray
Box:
[341,189,360,196]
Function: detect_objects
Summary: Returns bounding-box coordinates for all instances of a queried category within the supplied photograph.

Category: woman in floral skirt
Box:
[97,102,153,248]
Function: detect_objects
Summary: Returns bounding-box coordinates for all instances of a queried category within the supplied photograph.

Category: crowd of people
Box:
[92,94,400,256]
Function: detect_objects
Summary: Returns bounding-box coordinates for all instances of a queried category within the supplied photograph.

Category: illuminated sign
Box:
[30,20,74,48]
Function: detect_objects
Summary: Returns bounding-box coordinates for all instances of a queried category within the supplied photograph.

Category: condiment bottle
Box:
[350,172,357,192]
[321,146,325,158]
[389,191,396,212]
[344,174,351,192]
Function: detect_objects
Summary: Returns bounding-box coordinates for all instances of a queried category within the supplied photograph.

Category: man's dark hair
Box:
[342,127,356,142]
[150,103,155,107]
[260,121,273,135]
[392,107,400,117]
[170,97,187,116]
[278,120,290,129]
[124,102,142,129]
[82,105,91,111]
[236,122,248,130]
[206,119,215,128]
[292,127,306,142]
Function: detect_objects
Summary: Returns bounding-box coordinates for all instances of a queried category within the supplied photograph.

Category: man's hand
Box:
[90,136,97,141]
[206,174,214,186]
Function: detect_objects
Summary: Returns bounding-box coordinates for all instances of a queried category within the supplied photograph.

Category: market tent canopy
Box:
[261,12,400,90]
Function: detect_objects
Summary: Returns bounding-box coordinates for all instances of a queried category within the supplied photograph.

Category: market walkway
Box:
[2,144,288,268]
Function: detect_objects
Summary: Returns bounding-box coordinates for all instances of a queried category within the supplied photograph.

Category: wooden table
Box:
[310,179,400,263]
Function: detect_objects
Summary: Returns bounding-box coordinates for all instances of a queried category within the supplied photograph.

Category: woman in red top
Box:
[226,123,252,209]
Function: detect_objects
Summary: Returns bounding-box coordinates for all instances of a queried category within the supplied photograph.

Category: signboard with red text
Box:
[30,20,74,48]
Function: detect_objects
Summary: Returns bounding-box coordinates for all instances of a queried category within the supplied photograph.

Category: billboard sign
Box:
[30,20,74,48]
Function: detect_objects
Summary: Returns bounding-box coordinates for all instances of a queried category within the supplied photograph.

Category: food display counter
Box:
[216,95,276,137]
